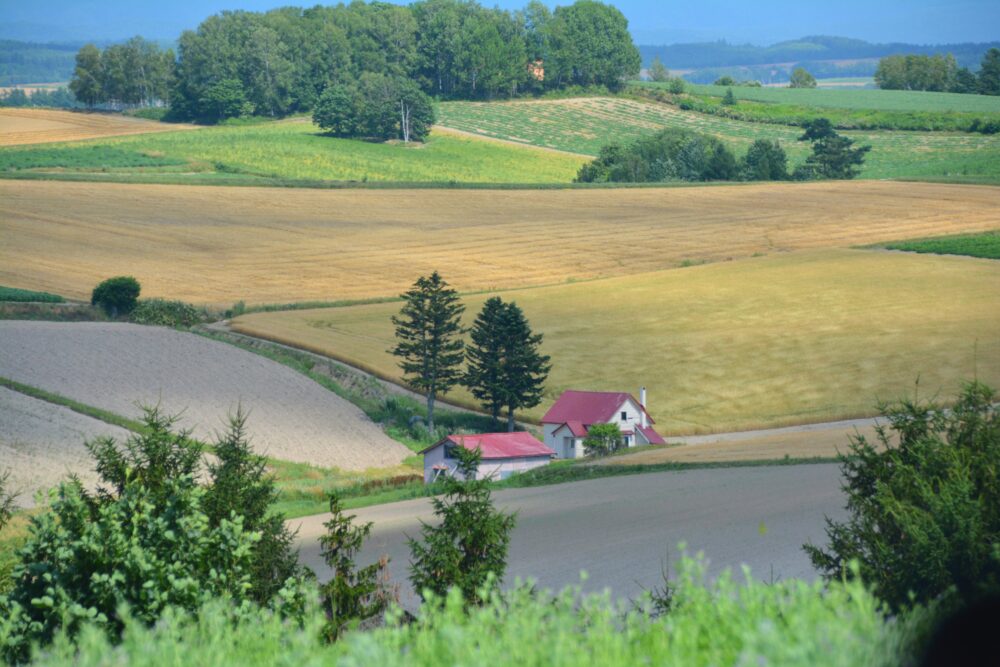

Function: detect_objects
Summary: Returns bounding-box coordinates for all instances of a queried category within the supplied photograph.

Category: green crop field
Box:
[437,97,1000,182]
[0,285,64,303]
[882,229,1000,259]
[682,83,1000,113]
[232,249,1000,434]
[0,118,585,184]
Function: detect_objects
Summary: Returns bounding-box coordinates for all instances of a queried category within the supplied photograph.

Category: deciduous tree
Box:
[68,44,102,107]
[583,423,623,457]
[90,276,141,318]
[649,56,669,82]
[788,66,817,88]
[805,382,1000,611]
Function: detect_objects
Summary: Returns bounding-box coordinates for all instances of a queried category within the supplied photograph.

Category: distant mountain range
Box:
[641,35,1000,69]
[640,36,1000,83]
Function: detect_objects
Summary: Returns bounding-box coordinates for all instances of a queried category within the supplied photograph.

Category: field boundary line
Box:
[432,125,593,158]
[0,375,146,433]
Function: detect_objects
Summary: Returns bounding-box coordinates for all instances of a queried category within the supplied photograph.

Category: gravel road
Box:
[292,463,845,610]
[0,321,411,470]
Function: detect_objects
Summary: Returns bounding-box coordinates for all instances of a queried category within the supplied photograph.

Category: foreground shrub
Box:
[29,556,918,667]
[805,381,999,611]
[0,407,309,662]
[90,276,140,318]
[129,298,204,327]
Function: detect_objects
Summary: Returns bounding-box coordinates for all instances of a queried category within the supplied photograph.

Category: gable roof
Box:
[541,390,654,425]
[421,432,556,459]
[552,420,588,437]
[637,424,666,446]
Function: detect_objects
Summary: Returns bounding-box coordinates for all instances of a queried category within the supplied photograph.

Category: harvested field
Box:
[0,108,195,146]
[0,322,411,470]
[0,386,130,508]
[2,179,999,305]
[233,249,1000,433]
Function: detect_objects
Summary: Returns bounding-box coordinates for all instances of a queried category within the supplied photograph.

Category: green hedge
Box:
[129,298,205,327]
[0,286,64,303]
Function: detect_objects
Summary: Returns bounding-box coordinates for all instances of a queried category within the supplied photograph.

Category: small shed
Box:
[421,432,555,483]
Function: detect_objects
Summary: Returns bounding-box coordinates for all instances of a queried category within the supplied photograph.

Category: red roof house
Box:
[542,388,665,458]
[421,432,555,483]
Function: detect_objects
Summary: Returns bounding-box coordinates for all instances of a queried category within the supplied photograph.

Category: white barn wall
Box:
[423,442,552,483]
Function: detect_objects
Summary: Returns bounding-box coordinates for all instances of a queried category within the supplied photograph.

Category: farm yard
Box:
[436,97,1000,182]
[0,108,197,146]
[2,179,998,306]
[0,321,412,470]
[0,112,585,184]
[231,249,1000,433]
[0,386,129,506]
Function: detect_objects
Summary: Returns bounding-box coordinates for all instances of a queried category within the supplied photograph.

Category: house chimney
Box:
[640,386,648,428]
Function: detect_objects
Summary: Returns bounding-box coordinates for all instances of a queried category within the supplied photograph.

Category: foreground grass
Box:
[0,120,585,184]
[233,249,1000,433]
[436,97,1000,183]
[881,229,1000,260]
[28,557,920,667]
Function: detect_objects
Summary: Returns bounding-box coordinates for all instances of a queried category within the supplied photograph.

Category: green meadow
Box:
[0,120,585,184]
[436,97,1000,183]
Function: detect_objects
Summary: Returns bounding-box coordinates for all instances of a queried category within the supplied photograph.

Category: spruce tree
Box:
[319,493,393,640]
[390,272,465,433]
[464,296,508,426]
[408,446,516,605]
[498,302,551,431]
[203,407,303,604]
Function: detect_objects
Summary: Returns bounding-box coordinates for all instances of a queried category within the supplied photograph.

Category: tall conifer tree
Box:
[390,272,465,433]
[498,302,551,431]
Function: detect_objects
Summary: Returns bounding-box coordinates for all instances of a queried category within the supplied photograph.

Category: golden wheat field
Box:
[2,179,999,305]
[0,108,196,146]
[232,249,1000,434]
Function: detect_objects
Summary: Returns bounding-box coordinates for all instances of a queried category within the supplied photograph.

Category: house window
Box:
[444,444,458,459]
[621,411,628,421]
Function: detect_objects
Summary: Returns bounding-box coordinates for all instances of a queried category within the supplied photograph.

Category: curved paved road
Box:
[292,463,845,609]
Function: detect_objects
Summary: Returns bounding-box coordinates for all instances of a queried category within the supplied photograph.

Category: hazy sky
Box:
[1,0,998,45]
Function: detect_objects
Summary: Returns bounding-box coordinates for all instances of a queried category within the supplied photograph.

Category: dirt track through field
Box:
[0,322,410,470]
[0,386,130,507]
[2,179,998,304]
[0,108,196,146]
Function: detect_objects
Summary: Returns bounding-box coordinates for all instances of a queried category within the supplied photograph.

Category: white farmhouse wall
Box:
[607,398,645,448]
[542,423,562,454]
